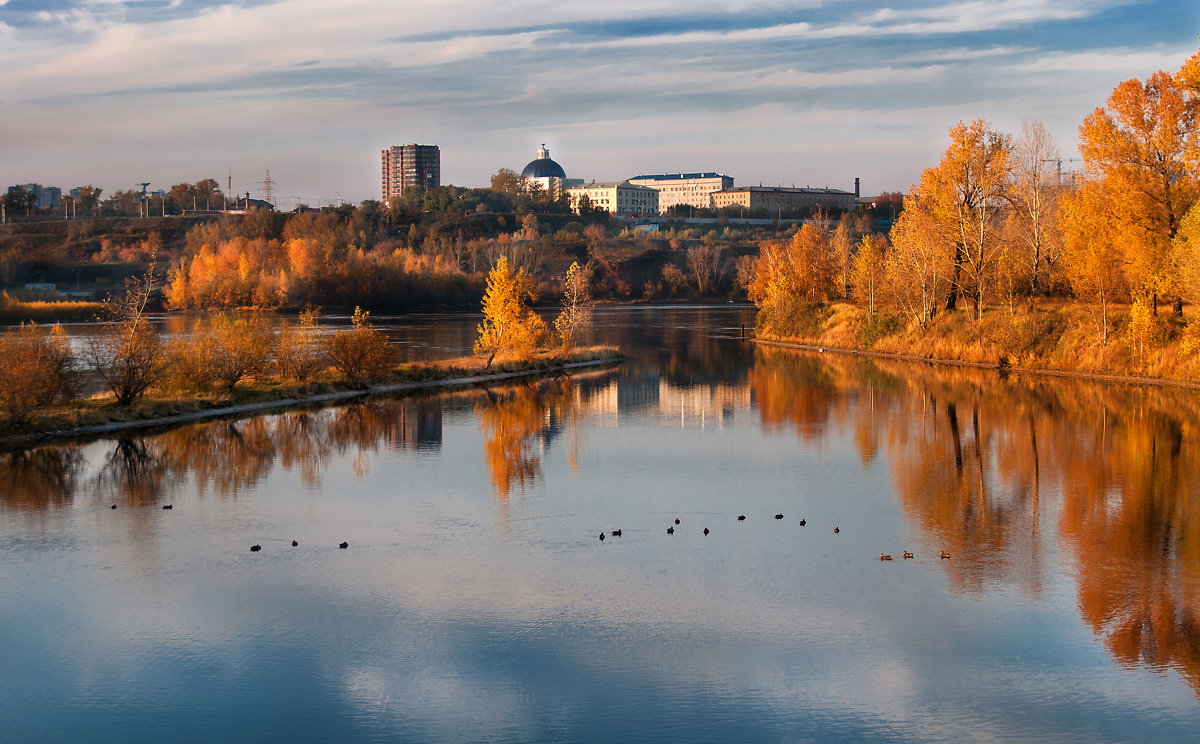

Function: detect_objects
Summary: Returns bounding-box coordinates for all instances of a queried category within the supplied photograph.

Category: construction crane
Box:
[1041,158,1081,183]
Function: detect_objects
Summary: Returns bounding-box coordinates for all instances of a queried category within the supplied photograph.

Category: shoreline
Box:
[1,356,624,449]
[753,337,1200,391]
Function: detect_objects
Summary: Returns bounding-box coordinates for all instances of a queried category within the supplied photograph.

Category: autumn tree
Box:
[884,197,952,328]
[0,323,77,424]
[852,234,887,316]
[831,215,856,298]
[168,313,274,393]
[1077,68,1199,314]
[475,256,547,366]
[1061,181,1125,345]
[911,120,1012,319]
[554,261,592,350]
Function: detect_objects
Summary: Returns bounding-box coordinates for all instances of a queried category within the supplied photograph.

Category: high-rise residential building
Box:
[381,144,440,201]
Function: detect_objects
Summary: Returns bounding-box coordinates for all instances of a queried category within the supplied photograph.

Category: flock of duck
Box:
[109,503,349,552]
[598,513,951,560]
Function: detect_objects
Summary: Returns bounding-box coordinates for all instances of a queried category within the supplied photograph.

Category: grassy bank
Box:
[0,292,106,322]
[757,302,1200,384]
[1,346,622,445]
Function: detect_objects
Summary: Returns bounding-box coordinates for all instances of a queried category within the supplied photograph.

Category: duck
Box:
[110,504,117,510]
[775,513,784,520]
[703,528,710,535]
[162,504,173,510]
[599,533,605,541]
[666,526,675,535]
[738,514,746,521]
[833,527,840,533]
[880,553,893,561]
[250,544,261,552]
[611,529,622,537]
[940,551,951,559]
[674,518,681,525]
[799,519,806,526]
[903,551,914,559]
[339,541,349,549]
[291,540,299,547]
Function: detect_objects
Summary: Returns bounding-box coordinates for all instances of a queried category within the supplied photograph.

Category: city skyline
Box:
[2,0,1197,206]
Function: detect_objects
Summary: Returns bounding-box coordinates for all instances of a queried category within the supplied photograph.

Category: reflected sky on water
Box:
[2,306,1199,742]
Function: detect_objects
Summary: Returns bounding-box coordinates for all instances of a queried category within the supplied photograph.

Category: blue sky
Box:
[1,0,1197,206]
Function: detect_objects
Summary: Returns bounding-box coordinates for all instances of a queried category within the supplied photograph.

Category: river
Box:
[2,305,1198,742]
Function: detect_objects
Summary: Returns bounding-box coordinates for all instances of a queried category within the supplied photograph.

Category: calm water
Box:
[3,306,1199,743]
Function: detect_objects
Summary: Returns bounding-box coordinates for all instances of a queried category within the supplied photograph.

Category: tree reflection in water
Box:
[0,447,84,510]
[476,378,581,500]
[750,345,1200,695]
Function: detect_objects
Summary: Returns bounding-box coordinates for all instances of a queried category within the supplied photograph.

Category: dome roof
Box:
[520,144,566,180]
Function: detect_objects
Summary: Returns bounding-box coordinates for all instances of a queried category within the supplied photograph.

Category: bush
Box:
[0,323,77,424]
[275,309,327,382]
[323,307,395,384]
[167,313,274,392]
[86,318,166,405]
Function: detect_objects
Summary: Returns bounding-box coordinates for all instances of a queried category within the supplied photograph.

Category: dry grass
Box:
[757,301,1200,383]
[0,292,106,322]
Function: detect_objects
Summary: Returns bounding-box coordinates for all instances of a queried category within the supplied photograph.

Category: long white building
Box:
[566,181,659,216]
[626,172,733,211]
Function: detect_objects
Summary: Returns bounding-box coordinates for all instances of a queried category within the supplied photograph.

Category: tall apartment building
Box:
[381,144,440,201]
[627,172,733,211]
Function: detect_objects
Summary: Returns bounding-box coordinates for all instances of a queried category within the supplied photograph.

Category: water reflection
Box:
[0,446,84,510]
[750,344,1200,695]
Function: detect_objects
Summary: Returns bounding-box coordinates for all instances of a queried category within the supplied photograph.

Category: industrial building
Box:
[710,185,857,215]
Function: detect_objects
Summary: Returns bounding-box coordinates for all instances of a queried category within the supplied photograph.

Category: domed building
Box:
[521,144,566,179]
[520,144,574,198]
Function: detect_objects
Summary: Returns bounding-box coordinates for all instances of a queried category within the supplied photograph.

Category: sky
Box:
[1,0,1198,207]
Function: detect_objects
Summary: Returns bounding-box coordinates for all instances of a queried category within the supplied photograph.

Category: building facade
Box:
[381,144,440,201]
[710,186,856,215]
[626,172,733,211]
[566,181,659,216]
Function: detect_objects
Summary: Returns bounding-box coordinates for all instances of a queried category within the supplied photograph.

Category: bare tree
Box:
[687,244,728,295]
[1009,120,1063,293]
[86,256,166,405]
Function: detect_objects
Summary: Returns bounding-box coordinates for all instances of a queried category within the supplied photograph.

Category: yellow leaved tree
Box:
[475,256,547,366]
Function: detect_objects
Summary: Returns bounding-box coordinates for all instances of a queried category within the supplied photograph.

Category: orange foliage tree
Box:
[474,256,546,366]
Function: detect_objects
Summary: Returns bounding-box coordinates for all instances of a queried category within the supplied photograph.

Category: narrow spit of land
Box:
[0,348,623,448]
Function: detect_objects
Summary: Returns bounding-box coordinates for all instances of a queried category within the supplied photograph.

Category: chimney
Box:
[854,177,860,198]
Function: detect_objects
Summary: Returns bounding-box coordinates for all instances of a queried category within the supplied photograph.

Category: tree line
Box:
[750,46,1200,360]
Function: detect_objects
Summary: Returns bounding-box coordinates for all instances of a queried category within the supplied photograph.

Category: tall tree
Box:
[1008,120,1064,293]
[911,120,1012,319]
[1077,68,1199,313]
[475,256,546,366]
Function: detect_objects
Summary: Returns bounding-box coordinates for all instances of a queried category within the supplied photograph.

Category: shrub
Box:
[167,313,274,393]
[275,309,327,382]
[324,307,395,384]
[0,323,78,424]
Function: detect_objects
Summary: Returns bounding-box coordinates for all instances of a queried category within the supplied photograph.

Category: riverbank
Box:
[755,302,1200,388]
[0,347,623,448]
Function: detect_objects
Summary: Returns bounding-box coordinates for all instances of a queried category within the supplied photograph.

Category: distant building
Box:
[381,144,440,201]
[710,186,857,215]
[520,144,579,199]
[12,183,62,209]
[566,181,659,216]
[627,172,733,211]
